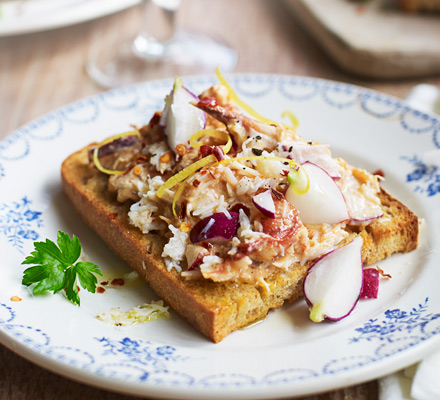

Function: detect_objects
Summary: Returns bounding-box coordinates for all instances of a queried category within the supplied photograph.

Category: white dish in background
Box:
[0,0,139,37]
[0,74,439,399]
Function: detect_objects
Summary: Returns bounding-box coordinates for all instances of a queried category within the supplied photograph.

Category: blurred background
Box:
[1,0,439,139]
[1,0,439,399]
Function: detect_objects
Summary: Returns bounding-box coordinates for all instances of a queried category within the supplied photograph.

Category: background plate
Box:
[0,74,439,399]
[0,0,139,37]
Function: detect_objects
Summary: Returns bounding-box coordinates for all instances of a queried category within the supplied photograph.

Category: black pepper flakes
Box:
[252,148,263,156]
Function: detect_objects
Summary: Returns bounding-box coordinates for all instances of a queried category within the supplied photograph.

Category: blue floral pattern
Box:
[0,75,439,397]
[0,196,43,252]
[95,337,187,370]
[402,154,440,197]
[350,298,440,344]
[1,298,440,389]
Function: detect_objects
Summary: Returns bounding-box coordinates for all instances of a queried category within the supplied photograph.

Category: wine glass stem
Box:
[144,0,180,43]
[132,0,181,59]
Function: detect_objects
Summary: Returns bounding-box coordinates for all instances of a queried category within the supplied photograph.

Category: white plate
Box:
[0,0,139,37]
[1,74,439,399]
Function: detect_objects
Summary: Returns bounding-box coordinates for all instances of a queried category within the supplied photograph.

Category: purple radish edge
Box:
[302,240,364,322]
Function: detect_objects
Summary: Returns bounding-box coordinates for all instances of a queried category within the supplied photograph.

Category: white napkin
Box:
[411,352,440,399]
[379,355,440,400]
[405,84,440,115]
[378,84,440,400]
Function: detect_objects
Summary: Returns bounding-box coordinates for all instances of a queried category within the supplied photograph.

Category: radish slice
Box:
[303,237,364,322]
[185,244,209,271]
[252,190,276,218]
[190,212,239,243]
[360,268,380,299]
[280,142,341,179]
[160,78,206,152]
[286,162,349,225]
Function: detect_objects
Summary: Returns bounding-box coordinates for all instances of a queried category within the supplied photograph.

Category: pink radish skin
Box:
[360,268,380,299]
[252,190,276,218]
[286,162,349,225]
[186,245,209,271]
[349,212,384,224]
[303,237,364,322]
[189,212,239,243]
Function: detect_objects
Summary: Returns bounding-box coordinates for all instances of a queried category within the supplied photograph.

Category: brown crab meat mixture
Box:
[100,84,383,287]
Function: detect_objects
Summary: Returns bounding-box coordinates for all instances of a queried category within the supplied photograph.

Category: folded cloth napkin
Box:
[378,84,440,400]
[379,354,440,400]
[405,84,440,115]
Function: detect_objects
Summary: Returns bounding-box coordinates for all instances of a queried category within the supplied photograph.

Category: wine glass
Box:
[86,0,238,88]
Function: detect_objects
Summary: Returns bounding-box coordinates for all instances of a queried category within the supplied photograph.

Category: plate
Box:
[1,74,440,399]
[0,0,139,37]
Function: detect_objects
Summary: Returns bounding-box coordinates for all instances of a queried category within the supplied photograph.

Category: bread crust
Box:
[61,144,419,342]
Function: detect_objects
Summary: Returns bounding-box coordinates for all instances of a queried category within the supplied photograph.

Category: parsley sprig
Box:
[22,231,102,306]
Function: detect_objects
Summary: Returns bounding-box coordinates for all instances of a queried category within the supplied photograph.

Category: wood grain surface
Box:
[1,1,439,399]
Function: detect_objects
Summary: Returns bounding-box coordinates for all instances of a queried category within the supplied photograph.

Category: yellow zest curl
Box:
[162,129,232,216]
[158,155,309,217]
[281,110,299,130]
[156,155,217,199]
[93,130,141,175]
[189,129,232,154]
[215,66,278,126]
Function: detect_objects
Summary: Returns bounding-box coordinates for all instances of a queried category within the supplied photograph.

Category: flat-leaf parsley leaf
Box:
[22,231,102,306]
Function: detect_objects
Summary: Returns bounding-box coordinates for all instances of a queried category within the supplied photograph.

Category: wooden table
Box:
[1,1,438,399]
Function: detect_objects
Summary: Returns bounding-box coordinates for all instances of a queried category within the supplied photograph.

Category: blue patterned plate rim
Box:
[0,74,439,399]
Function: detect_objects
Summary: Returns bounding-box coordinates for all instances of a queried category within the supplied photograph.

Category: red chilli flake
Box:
[111,278,125,286]
[149,111,162,127]
[213,146,225,161]
[179,202,187,219]
[136,155,147,164]
[97,287,106,294]
[198,97,218,107]
[200,145,213,158]
[373,169,385,178]
[108,213,118,219]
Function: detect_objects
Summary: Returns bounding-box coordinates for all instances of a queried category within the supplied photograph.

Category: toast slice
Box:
[61,143,419,342]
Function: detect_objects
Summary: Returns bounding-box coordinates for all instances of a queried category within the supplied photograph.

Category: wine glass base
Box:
[86,30,238,88]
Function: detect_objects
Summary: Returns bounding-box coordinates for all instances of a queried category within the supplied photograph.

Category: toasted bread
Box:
[61,143,419,342]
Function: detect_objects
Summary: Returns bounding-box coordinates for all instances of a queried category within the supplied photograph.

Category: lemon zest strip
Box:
[189,128,232,154]
[281,110,299,129]
[215,66,278,126]
[93,130,141,175]
[159,154,310,217]
[156,154,217,199]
